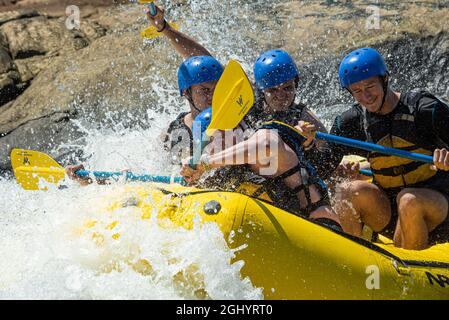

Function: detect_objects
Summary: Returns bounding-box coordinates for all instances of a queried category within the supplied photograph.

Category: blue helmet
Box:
[193,106,212,135]
[254,49,299,90]
[338,48,388,88]
[177,56,224,96]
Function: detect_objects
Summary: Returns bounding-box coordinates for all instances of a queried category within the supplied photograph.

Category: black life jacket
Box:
[362,90,448,191]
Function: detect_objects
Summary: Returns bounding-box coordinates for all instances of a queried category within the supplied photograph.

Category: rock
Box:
[0,0,449,174]
[0,13,108,107]
[0,70,21,105]
[0,45,13,73]
[0,27,178,134]
[0,9,40,26]
[1,12,107,58]
[79,20,107,42]
[382,32,449,99]
[2,15,84,59]
[13,55,50,83]
[0,20,178,171]
[0,1,129,17]
[0,45,22,106]
[0,111,85,171]
[0,29,7,48]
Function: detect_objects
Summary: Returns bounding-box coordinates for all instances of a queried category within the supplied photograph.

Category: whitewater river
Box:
[0,112,264,299]
[1,0,448,299]
[0,0,271,299]
[0,0,292,299]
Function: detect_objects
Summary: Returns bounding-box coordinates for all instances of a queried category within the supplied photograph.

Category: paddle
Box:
[315,132,433,164]
[11,61,254,190]
[206,60,254,136]
[359,168,374,177]
[138,0,180,39]
[315,132,435,176]
[10,149,186,190]
[191,60,254,166]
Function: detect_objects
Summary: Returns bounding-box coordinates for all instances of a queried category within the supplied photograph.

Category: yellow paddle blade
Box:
[206,60,254,136]
[140,22,180,39]
[10,149,66,190]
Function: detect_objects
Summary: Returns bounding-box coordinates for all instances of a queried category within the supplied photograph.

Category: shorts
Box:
[380,187,449,245]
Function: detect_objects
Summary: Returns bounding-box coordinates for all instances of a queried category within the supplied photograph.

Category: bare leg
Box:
[310,206,341,225]
[245,131,331,212]
[396,188,448,250]
[393,219,402,247]
[334,181,391,238]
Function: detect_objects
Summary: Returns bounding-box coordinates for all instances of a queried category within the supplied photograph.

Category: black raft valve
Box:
[203,200,221,215]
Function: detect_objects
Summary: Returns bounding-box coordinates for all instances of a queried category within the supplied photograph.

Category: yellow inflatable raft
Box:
[79,182,449,300]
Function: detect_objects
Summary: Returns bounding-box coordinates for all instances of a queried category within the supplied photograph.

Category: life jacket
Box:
[220,120,330,217]
[362,90,447,191]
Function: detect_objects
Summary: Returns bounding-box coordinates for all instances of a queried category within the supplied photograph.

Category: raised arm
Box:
[146,4,212,59]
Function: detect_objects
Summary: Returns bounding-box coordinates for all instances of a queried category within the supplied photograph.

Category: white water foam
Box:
[0,145,262,299]
[0,86,263,299]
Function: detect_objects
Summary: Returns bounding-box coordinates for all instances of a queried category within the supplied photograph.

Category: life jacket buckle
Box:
[392,166,406,176]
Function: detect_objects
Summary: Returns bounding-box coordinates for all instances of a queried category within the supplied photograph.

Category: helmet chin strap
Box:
[184,89,202,115]
[373,75,389,114]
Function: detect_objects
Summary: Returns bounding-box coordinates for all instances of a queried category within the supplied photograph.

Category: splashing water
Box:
[0,158,262,299]
[0,93,265,298]
[2,0,448,299]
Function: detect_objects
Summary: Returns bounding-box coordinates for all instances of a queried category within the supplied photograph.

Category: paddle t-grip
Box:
[148,2,157,16]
